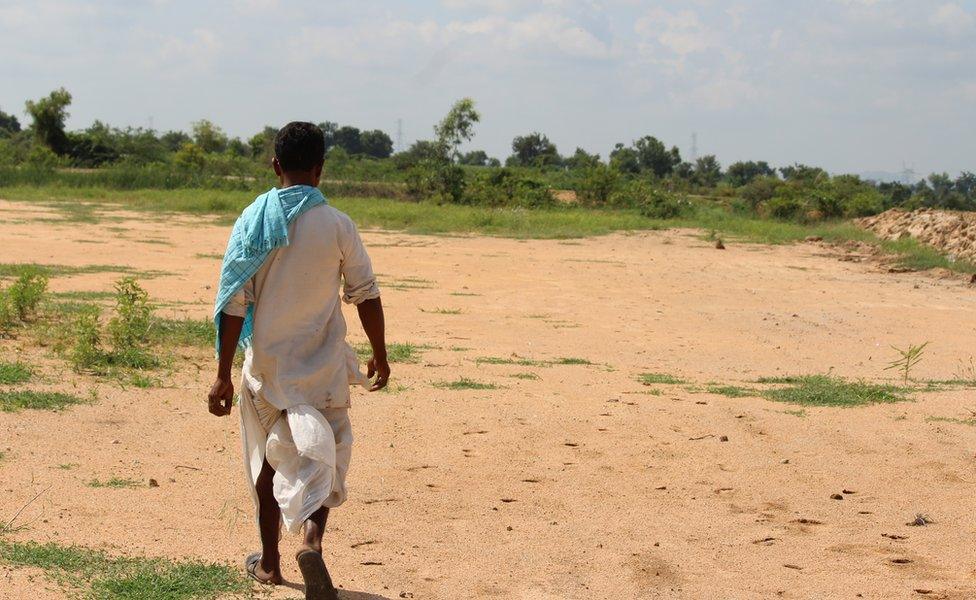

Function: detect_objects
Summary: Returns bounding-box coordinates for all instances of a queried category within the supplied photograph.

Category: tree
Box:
[564,147,601,170]
[609,143,640,174]
[633,136,681,177]
[334,126,362,155]
[25,87,72,154]
[318,121,339,152]
[779,163,827,182]
[726,160,775,187]
[226,137,248,157]
[0,109,21,137]
[360,129,394,159]
[694,155,722,187]
[191,119,228,153]
[509,132,560,167]
[434,97,480,160]
[248,126,277,161]
[160,130,191,152]
[174,142,207,170]
[459,150,489,166]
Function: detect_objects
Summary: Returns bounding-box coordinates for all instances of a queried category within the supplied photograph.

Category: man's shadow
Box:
[276,581,395,600]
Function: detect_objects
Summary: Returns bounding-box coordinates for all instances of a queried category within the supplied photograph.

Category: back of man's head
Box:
[274,122,325,172]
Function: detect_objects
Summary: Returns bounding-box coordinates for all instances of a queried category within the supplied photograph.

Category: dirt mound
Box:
[858,208,976,262]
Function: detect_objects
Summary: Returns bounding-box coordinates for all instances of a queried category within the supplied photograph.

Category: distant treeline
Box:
[1,88,974,220]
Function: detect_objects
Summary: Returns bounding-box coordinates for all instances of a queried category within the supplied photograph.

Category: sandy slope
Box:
[0,199,975,599]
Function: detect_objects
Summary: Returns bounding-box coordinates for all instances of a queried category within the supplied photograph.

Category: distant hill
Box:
[859,170,917,184]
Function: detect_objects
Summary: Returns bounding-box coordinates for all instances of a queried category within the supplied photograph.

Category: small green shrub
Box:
[405,160,466,204]
[811,190,844,219]
[107,278,157,368]
[8,268,49,321]
[846,190,884,217]
[765,196,807,221]
[637,188,691,219]
[464,168,556,208]
[0,291,14,332]
[738,176,782,209]
[577,165,619,207]
[70,306,103,371]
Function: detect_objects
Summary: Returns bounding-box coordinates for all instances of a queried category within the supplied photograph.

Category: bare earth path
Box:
[1,200,974,599]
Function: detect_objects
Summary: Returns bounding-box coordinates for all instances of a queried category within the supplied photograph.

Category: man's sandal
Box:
[296,549,338,600]
[244,552,277,586]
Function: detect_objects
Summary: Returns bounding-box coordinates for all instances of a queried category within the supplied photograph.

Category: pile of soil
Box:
[858,208,976,262]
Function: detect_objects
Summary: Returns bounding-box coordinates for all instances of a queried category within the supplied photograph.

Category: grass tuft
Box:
[707,385,757,398]
[433,377,499,390]
[761,374,911,407]
[639,372,686,385]
[88,477,141,489]
[476,355,547,367]
[0,361,32,384]
[555,357,594,365]
[0,391,84,412]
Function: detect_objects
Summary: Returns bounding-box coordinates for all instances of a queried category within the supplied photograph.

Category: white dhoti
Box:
[239,375,355,533]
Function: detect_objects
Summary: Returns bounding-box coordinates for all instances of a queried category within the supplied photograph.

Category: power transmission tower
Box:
[901,162,916,185]
[690,132,698,163]
[396,119,403,153]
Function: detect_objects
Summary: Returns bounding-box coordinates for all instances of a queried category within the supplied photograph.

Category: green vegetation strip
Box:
[0,540,249,600]
[760,374,911,407]
[0,391,84,412]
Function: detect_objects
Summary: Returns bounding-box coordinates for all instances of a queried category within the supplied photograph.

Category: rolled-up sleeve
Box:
[339,218,380,305]
[222,278,253,317]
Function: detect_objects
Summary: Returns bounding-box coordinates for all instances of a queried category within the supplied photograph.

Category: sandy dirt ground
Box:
[0,199,975,599]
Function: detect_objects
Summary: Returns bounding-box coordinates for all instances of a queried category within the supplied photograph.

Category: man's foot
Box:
[296,548,338,600]
[245,552,283,585]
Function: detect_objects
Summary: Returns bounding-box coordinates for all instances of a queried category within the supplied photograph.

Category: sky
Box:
[1,0,974,176]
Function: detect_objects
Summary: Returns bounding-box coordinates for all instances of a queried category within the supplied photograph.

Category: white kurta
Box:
[223,200,379,533]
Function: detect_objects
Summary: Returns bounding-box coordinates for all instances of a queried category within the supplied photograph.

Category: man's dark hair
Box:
[274,122,325,171]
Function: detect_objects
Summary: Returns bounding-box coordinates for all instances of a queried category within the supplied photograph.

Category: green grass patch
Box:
[707,385,757,398]
[152,318,215,348]
[0,361,32,384]
[193,253,223,260]
[0,391,84,412]
[476,355,547,367]
[0,539,249,599]
[128,373,157,389]
[555,357,594,365]
[639,372,686,385]
[57,463,79,470]
[87,477,141,489]
[880,237,976,274]
[509,372,540,380]
[783,408,808,417]
[761,374,911,407]
[433,377,499,390]
[353,341,429,363]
